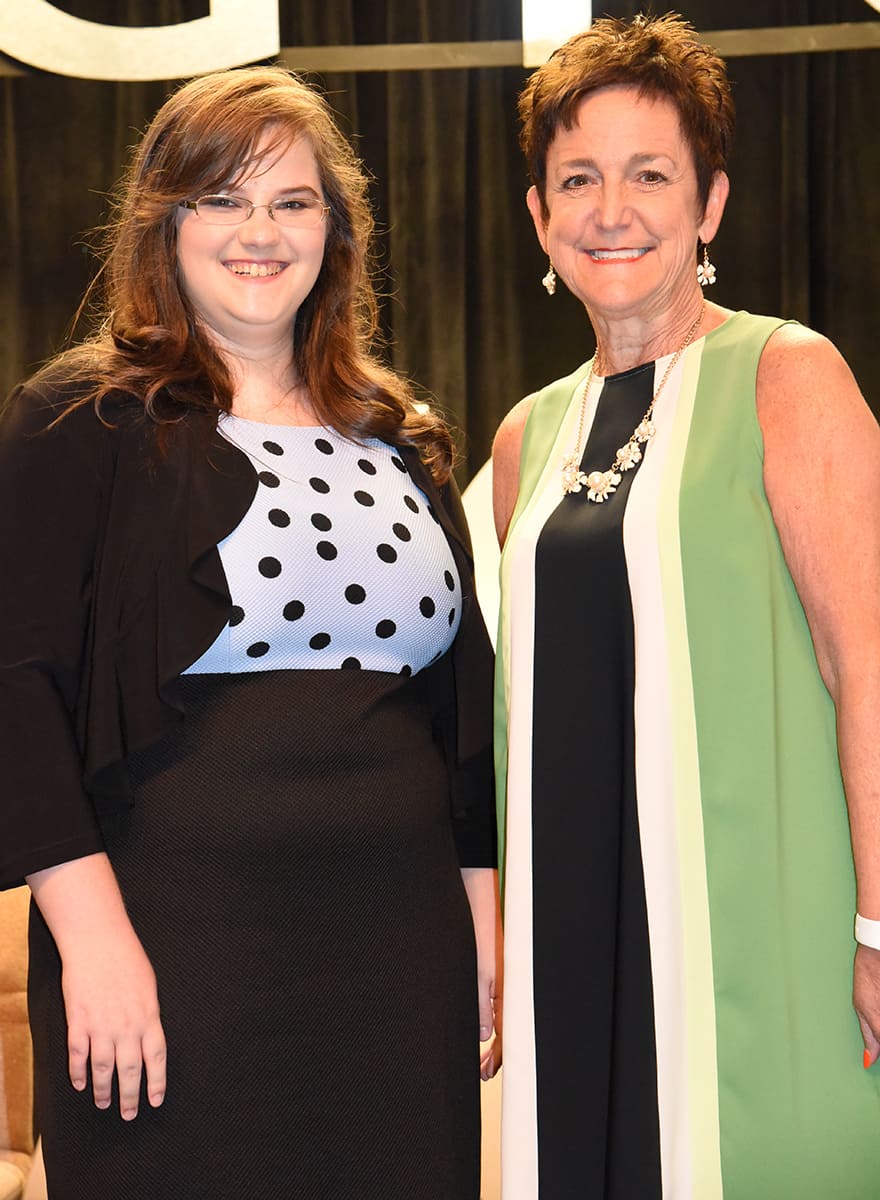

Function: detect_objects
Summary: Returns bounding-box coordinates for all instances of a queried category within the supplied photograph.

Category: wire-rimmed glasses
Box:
[179,194,330,229]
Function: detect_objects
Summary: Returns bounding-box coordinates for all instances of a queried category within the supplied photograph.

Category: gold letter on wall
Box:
[0,0,280,81]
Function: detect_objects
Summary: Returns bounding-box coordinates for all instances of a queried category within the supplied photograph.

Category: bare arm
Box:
[492,395,535,547]
[461,867,502,1079]
[27,853,167,1117]
[758,324,880,1063]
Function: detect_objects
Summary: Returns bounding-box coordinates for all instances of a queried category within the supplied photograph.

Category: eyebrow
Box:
[554,151,677,172]
[222,183,323,199]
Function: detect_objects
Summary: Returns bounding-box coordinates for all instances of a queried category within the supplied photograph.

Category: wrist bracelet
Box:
[854,913,880,951]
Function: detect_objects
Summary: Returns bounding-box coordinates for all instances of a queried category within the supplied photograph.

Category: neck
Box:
[590,291,707,376]
[223,345,315,426]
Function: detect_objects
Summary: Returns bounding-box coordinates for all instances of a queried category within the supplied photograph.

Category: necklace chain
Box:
[561,302,705,502]
[219,419,305,486]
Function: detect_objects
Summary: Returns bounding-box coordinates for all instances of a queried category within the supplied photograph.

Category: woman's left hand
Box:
[461,867,503,1079]
[854,945,880,1067]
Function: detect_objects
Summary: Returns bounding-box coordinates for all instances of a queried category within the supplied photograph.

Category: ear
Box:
[526,185,549,255]
[698,170,729,244]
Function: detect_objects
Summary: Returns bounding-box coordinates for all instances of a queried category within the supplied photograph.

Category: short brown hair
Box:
[47,67,453,481]
[519,12,735,219]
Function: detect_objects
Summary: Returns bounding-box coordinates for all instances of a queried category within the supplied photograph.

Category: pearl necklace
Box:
[561,302,705,502]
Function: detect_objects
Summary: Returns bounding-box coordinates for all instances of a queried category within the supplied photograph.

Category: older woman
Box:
[493,13,880,1199]
[0,67,499,1198]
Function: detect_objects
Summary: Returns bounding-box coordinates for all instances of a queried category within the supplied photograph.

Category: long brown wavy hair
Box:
[43,66,453,482]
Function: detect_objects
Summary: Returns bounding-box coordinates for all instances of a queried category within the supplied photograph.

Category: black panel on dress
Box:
[531,363,663,1198]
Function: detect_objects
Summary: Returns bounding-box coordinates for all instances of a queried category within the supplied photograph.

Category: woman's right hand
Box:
[27,852,167,1119]
[61,930,166,1118]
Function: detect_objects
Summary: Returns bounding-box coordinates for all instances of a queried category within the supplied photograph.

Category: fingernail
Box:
[864,1049,872,1070]
[149,1092,165,1107]
[480,1026,490,1039]
[121,1108,137,1121]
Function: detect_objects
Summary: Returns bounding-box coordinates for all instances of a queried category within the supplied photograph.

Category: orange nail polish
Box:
[864,1049,872,1070]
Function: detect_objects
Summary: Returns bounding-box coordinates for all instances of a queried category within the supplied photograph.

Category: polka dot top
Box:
[183,416,462,676]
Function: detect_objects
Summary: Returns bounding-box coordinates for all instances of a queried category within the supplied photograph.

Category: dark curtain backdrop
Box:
[2,0,878,479]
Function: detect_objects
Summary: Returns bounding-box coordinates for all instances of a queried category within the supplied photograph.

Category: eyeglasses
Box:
[179,194,330,229]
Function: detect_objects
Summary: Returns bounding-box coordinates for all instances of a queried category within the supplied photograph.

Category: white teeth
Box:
[227,262,283,277]
[589,248,648,261]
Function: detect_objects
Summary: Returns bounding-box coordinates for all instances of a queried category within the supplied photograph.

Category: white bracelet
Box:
[854,913,880,950]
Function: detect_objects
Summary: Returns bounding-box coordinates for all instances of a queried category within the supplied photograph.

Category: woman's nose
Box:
[238,204,281,243]
[595,182,628,230]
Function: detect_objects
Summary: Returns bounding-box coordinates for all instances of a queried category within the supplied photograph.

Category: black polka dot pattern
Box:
[183,418,463,676]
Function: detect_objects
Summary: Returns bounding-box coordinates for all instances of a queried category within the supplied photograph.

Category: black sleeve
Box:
[0,385,106,888]
[440,476,498,869]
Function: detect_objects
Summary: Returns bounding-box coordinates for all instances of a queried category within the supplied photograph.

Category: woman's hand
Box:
[61,929,166,1118]
[854,945,880,1068]
[27,852,167,1119]
[461,867,503,1079]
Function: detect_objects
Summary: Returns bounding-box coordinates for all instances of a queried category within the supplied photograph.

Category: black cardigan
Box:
[0,378,496,887]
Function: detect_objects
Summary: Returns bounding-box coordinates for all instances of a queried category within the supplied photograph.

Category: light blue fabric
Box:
[185,417,461,675]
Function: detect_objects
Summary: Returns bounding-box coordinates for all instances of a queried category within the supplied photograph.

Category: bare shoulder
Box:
[491,394,536,546]
[754,323,880,699]
[757,323,868,429]
[492,394,535,473]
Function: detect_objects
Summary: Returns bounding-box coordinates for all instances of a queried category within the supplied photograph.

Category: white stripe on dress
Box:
[622,341,723,1198]
[498,370,603,1199]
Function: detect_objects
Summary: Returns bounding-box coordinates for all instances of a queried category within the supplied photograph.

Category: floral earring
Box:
[542,261,557,296]
[697,243,717,287]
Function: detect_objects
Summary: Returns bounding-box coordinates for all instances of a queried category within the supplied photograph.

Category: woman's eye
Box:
[275,198,311,212]
[638,171,667,186]
[561,174,594,190]
[202,195,243,209]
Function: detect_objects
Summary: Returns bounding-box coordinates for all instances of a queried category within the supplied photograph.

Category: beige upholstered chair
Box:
[0,887,42,1200]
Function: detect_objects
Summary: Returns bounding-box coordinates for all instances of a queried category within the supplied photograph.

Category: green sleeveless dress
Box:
[495,311,880,1198]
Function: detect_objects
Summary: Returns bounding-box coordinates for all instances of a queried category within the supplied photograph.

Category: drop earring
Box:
[697,243,717,287]
[542,261,557,296]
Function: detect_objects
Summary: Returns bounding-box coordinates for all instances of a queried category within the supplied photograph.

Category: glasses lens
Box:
[195,196,249,224]
[270,198,327,228]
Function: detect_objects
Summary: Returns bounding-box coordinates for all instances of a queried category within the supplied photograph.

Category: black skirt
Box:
[29,668,480,1199]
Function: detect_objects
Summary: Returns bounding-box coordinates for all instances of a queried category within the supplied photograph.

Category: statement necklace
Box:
[561,302,705,502]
